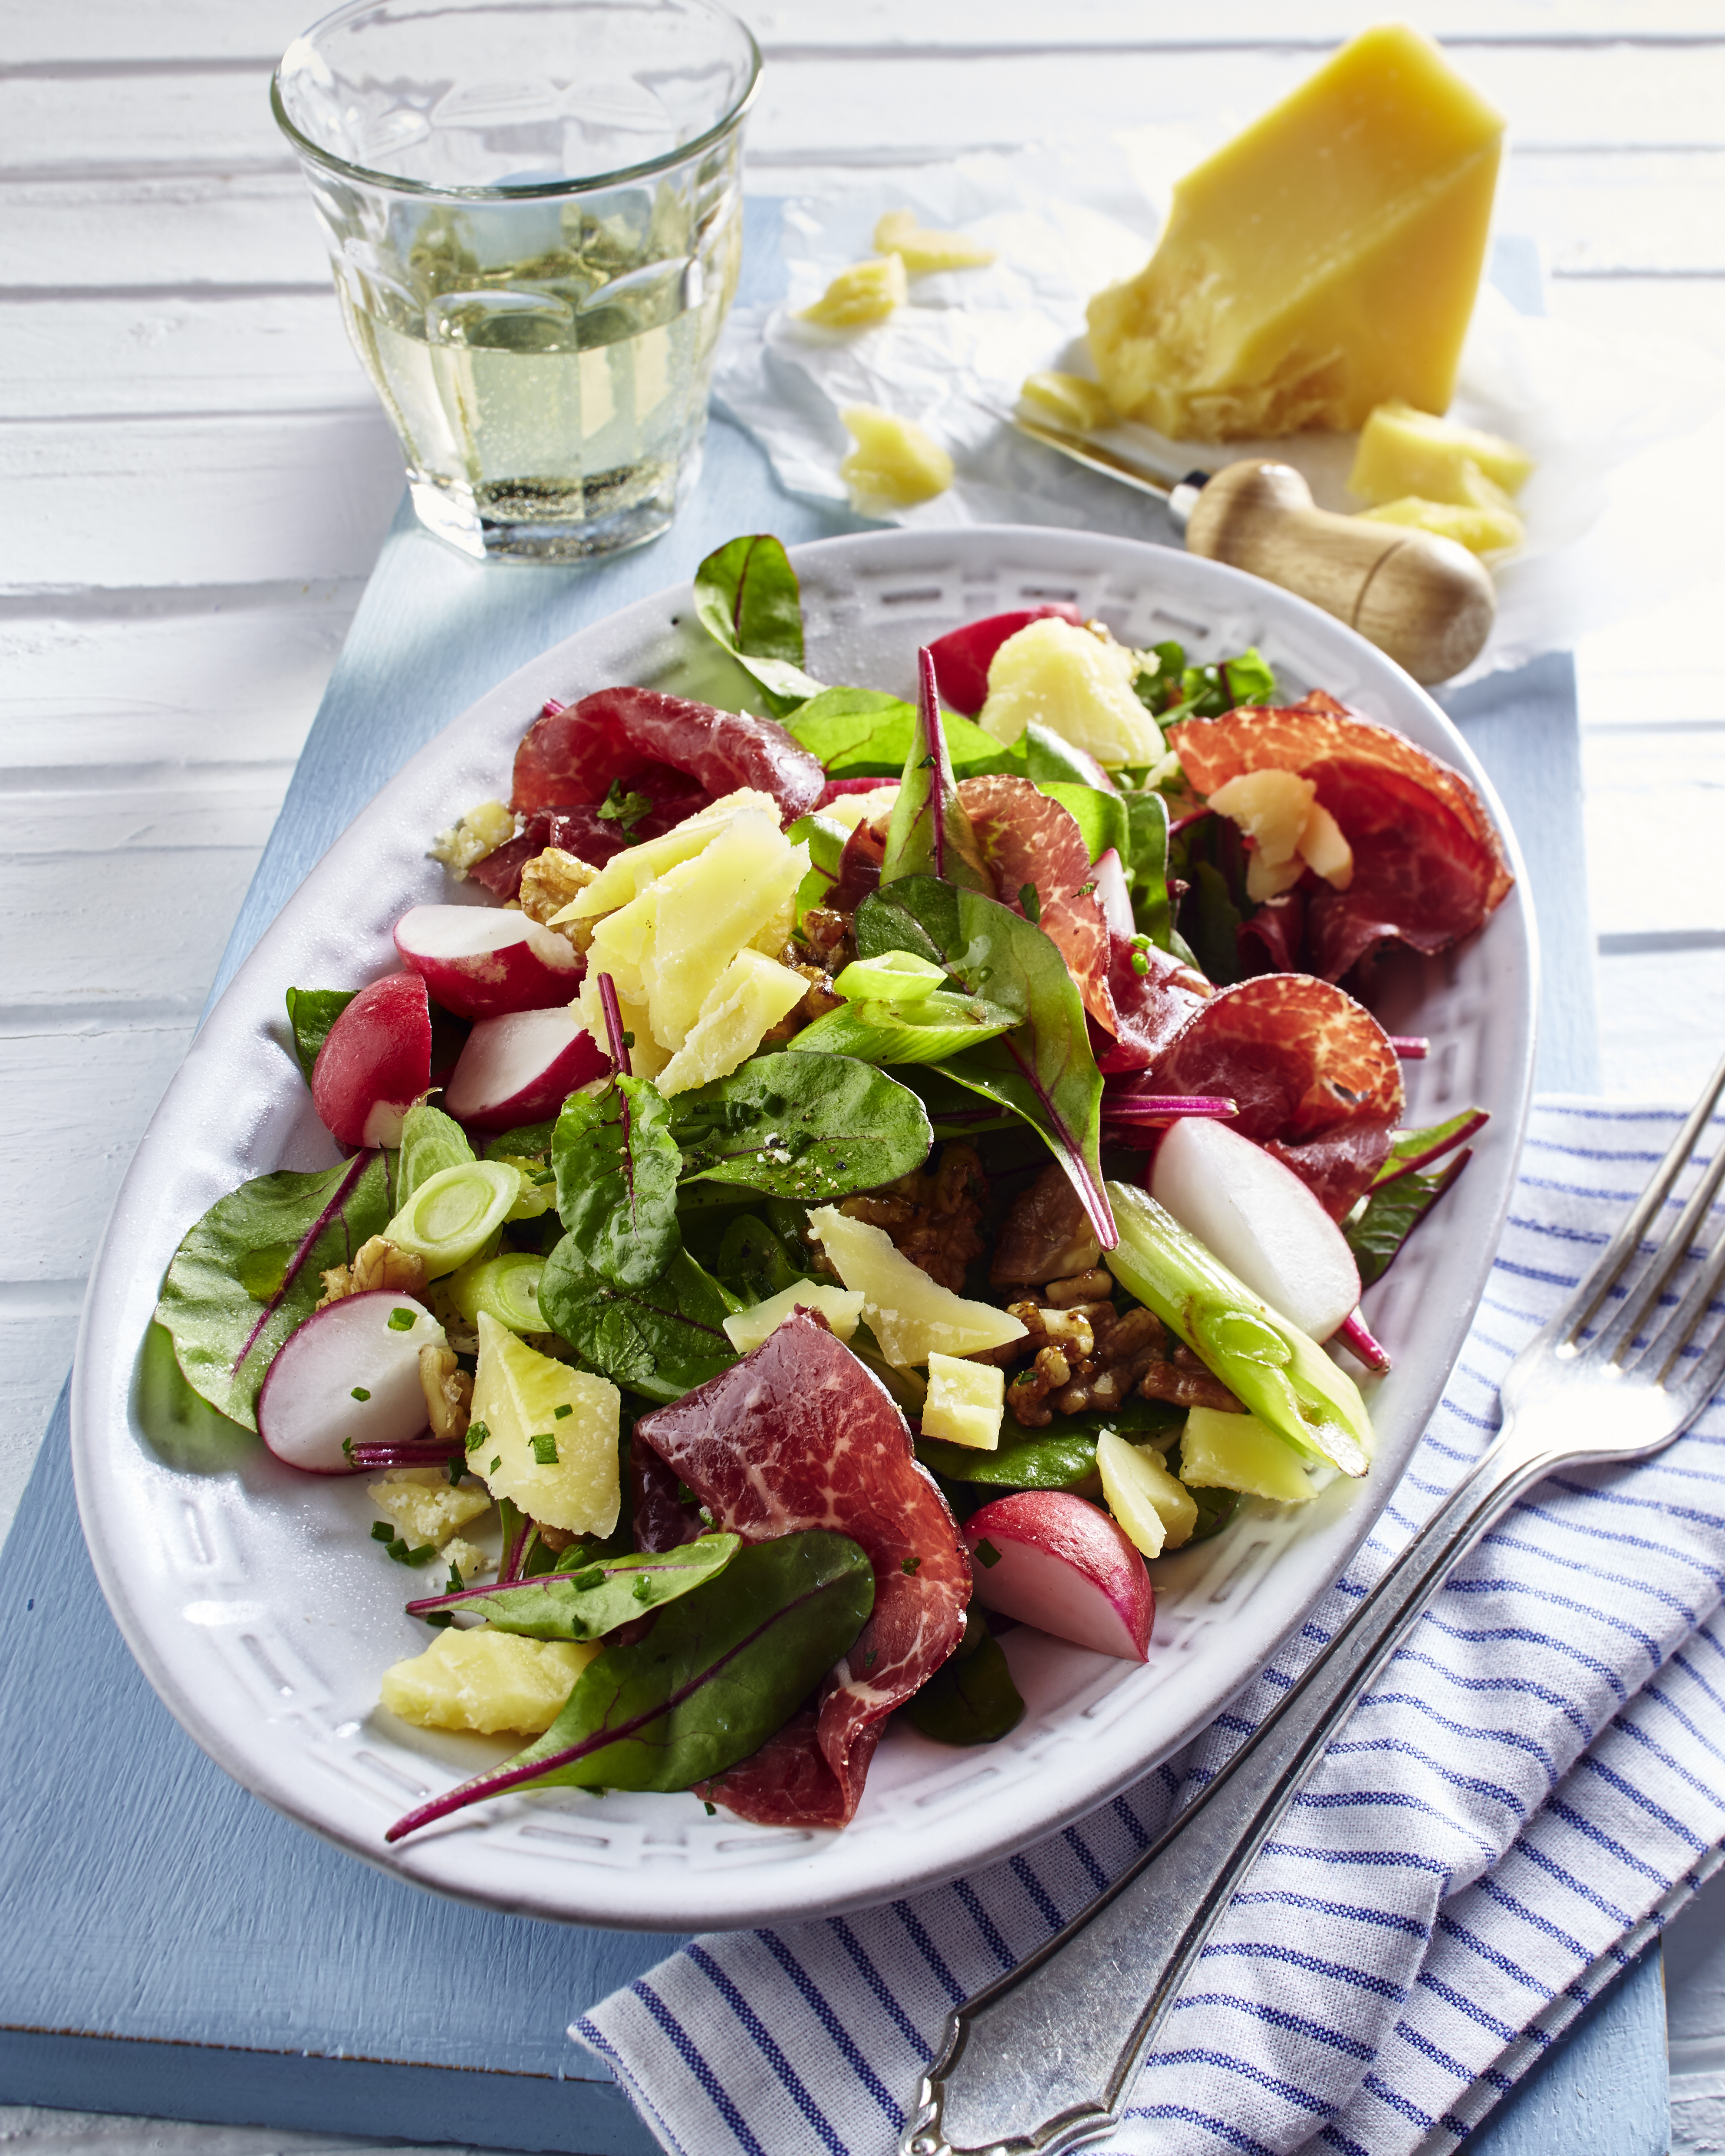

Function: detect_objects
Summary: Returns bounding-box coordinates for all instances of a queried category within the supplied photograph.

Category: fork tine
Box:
[1637,1205,1725,1384]
[1594,1116,1725,1363]
[1656,1259,1725,1426]
[1556,1044,1725,1352]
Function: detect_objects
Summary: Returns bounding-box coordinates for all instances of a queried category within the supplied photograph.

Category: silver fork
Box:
[902,1052,1725,2156]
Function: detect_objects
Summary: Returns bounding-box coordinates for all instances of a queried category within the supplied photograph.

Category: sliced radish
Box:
[1150,1114,1361,1341]
[394,903,582,1021]
[310,973,431,1147]
[963,1491,1152,1661]
[444,1006,611,1128]
[257,1292,446,1474]
[1092,848,1135,939]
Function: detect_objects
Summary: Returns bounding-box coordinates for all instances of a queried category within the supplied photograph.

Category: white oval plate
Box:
[71,526,1535,1933]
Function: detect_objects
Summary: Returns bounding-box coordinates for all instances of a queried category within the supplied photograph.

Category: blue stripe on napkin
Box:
[578,1099,1725,2156]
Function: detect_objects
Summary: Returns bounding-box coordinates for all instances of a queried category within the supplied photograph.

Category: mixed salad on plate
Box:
[148,533,1511,1841]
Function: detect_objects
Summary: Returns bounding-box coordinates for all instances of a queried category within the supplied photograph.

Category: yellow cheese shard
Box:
[656,947,809,1096]
[839,404,954,512]
[874,210,996,275]
[802,255,908,328]
[1086,25,1504,442]
[1179,1406,1314,1505]
[922,1354,1005,1451]
[1357,495,1525,556]
[380,1627,597,1735]
[1349,398,1534,504]
[1019,370,1116,434]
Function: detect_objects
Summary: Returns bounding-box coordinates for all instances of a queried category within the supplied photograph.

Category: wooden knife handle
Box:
[1182,458,1495,684]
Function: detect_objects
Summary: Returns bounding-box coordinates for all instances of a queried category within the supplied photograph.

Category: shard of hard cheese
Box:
[1086,24,1504,444]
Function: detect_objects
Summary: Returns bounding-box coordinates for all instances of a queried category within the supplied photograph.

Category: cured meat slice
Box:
[958,774,1113,1031]
[511,686,826,824]
[1169,691,1512,981]
[1096,933,1211,1075]
[1147,973,1404,1219]
[632,1310,969,1829]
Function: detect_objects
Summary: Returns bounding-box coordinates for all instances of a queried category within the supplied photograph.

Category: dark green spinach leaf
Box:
[483,1120,558,1160]
[537,1242,739,1402]
[1346,1152,1472,1288]
[668,1051,932,1200]
[903,1609,1025,1746]
[283,987,356,1085]
[916,1398,1177,1489]
[156,1151,395,1429]
[552,1077,682,1289]
[692,535,825,715]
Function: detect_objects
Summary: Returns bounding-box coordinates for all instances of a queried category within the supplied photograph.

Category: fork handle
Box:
[902,1441,1562,2156]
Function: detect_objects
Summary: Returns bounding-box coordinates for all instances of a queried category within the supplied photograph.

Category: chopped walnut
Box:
[990,1162,1103,1287]
[1137,1343,1243,1415]
[537,1523,579,1553]
[836,1142,988,1292]
[800,907,852,958]
[418,1343,473,1443]
[1044,1267,1114,1309]
[318,1236,426,1308]
[1000,1298,1192,1425]
[518,848,598,953]
[759,960,846,1046]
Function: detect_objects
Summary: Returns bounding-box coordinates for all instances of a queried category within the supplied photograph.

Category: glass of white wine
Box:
[273,0,759,562]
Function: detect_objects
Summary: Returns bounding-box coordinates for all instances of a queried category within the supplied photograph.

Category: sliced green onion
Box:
[445,1250,545,1334]
[830,950,948,1004]
[385,1161,520,1279]
[790,989,1017,1067]
[1103,1180,1372,1477]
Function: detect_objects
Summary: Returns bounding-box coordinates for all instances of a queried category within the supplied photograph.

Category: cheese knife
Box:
[1003,405,1495,685]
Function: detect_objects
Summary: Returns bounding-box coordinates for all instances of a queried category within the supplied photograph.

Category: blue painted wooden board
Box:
[0,205,1642,2151]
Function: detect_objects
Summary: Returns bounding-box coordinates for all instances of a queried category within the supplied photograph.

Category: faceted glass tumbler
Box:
[273,0,760,563]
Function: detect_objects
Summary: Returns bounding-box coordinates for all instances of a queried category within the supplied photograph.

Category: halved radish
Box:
[310,973,431,1147]
[963,1490,1152,1661]
[1150,1114,1361,1341]
[257,1292,446,1474]
[444,1006,610,1128]
[394,904,582,1020]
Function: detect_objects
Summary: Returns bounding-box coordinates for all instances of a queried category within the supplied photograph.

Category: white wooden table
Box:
[6,3,1725,2148]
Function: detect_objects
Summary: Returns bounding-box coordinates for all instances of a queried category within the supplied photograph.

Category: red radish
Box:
[393,903,582,1020]
[1151,1114,1361,1341]
[444,1007,610,1128]
[1092,848,1134,939]
[926,605,1084,715]
[311,973,431,1147]
[257,1292,446,1474]
[963,1491,1152,1661]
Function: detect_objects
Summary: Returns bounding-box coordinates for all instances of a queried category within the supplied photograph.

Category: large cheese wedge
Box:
[1086,25,1504,443]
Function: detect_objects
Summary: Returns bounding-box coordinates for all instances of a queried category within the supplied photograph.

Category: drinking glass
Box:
[273,0,760,562]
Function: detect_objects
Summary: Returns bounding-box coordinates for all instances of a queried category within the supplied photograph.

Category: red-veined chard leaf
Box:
[407,1534,742,1639]
[1371,1108,1490,1188]
[666,1049,932,1199]
[692,534,825,716]
[283,986,357,1085]
[903,1608,1025,1746]
[787,684,1013,779]
[385,1529,874,1838]
[856,874,1114,1248]
[551,1075,682,1289]
[880,649,992,896]
[1347,1149,1474,1288]
[535,1242,739,1403]
[155,1150,395,1431]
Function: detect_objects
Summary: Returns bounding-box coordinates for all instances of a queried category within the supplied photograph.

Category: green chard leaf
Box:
[788,685,1012,780]
[410,1535,742,1639]
[787,811,851,929]
[398,1101,476,1211]
[903,1608,1025,1747]
[1371,1109,1489,1188]
[881,651,993,895]
[1121,789,1179,953]
[156,1151,395,1430]
[552,1076,682,1289]
[537,1243,739,1403]
[482,1119,558,1161]
[667,1050,932,1200]
[387,1531,875,1836]
[135,1318,252,1472]
[915,1397,1179,1490]
[692,534,826,716]
[283,987,357,1086]
[1036,782,1128,867]
[1347,1152,1472,1288]
[856,876,1113,1249]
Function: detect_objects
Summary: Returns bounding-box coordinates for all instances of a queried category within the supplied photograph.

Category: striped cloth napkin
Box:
[578,1098,1725,2156]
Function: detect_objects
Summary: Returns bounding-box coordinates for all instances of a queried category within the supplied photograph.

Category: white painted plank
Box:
[0,582,362,770]
[1597,947,1725,1098]
[0,847,267,1007]
[9,0,1725,66]
[1,176,331,292]
[0,770,293,855]
[0,294,369,418]
[9,47,1725,186]
[1583,729,1725,936]
[0,410,403,590]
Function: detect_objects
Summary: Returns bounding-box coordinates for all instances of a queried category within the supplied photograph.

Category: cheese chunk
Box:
[922,1354,1005,1451]
[1179,1406,1314,1505]
[808,1206,1026,1369]
[1019,370,1116,434]
[802,255,908,329]
[1349,398,1534,505]
[874,210,996,275]
[380,1627,597,1735]
[977,616,1164,767]
[839,404,954,512]
[656,947,809,1096]
[722,1282,865,1352]
[1357,495,1525,557]
[1086,25,1504,442]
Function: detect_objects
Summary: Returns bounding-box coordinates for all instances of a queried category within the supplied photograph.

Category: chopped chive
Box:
[371,1520,395,1543]
[465,1421,489,1453]
[351,1386,372,1401]
[864,1648,878,1670]
[703,1801,717,1816]
[530,1433,559,1466]
[632,1574,652,1601]
[490,1455,502,1473]
[553,1403,573,1420]
[445,1456,465,1486]
[570,1567,604,1592]
[901,1555,921,1576]
[975,1538,1001,1569]
[387,1308,416,1331]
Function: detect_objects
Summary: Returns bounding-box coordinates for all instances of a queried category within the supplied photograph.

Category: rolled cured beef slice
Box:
[632,1310,970,1829]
